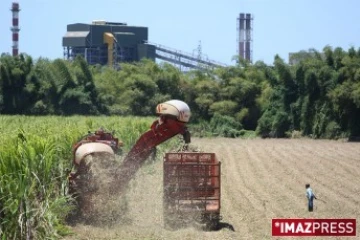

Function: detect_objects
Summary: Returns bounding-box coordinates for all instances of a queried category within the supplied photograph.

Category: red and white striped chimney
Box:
[11,2,20,57]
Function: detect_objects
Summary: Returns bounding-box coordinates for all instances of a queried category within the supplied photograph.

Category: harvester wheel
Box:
[67,153,119,224]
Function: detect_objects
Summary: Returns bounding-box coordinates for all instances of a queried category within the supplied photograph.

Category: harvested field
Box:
[63,138,360,240]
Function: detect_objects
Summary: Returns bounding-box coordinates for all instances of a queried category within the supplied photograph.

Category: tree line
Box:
[0,45,359,139]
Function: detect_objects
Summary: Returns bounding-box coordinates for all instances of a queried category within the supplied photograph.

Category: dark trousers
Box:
[308,197,314,212]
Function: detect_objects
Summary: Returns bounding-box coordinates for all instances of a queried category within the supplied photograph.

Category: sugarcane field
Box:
[0,116,359,239]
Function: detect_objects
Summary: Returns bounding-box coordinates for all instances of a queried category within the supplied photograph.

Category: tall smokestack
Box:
[237,13,253,63]
[11,2,20,57]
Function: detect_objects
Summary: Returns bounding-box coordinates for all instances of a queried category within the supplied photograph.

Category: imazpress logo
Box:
[272,218,356,237]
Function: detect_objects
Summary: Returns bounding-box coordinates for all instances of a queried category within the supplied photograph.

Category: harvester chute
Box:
[112,100,191,193]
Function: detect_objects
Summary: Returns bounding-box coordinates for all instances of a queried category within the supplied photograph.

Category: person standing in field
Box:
[306,184,317,212]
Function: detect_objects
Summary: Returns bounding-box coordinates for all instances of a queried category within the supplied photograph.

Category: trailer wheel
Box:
[205,219,219,231]
[204,213,221,231]
[164,212,179,230]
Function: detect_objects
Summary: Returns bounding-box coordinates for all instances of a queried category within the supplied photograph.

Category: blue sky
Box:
[0,0,359,65]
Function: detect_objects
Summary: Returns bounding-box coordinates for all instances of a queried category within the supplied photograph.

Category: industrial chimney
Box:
[11,2,20,56]
[237,13,253,63]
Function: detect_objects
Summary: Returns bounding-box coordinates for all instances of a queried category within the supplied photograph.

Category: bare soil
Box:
[62,138,360,240]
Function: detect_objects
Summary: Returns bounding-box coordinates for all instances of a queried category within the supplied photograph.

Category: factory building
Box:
[62,20,156,67]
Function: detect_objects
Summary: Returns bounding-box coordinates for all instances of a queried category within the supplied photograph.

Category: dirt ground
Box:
[63,138,360,240]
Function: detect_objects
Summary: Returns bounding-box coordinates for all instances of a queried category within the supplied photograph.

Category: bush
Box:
[285,130,303,139]
[324,121,342,139]
[256,109,290,138]
[256,109,273,138]
[239,129,257,138]
[209,113,243,138]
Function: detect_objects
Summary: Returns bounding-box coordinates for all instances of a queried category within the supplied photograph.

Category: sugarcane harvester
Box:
[69,100,192,195]
[69,99,221,229]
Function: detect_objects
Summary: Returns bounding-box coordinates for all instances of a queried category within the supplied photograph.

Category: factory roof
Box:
[64,31,89,37]
[91,20,127,26]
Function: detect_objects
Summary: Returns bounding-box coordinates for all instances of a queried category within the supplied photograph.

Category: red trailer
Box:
[163,152,221,230]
